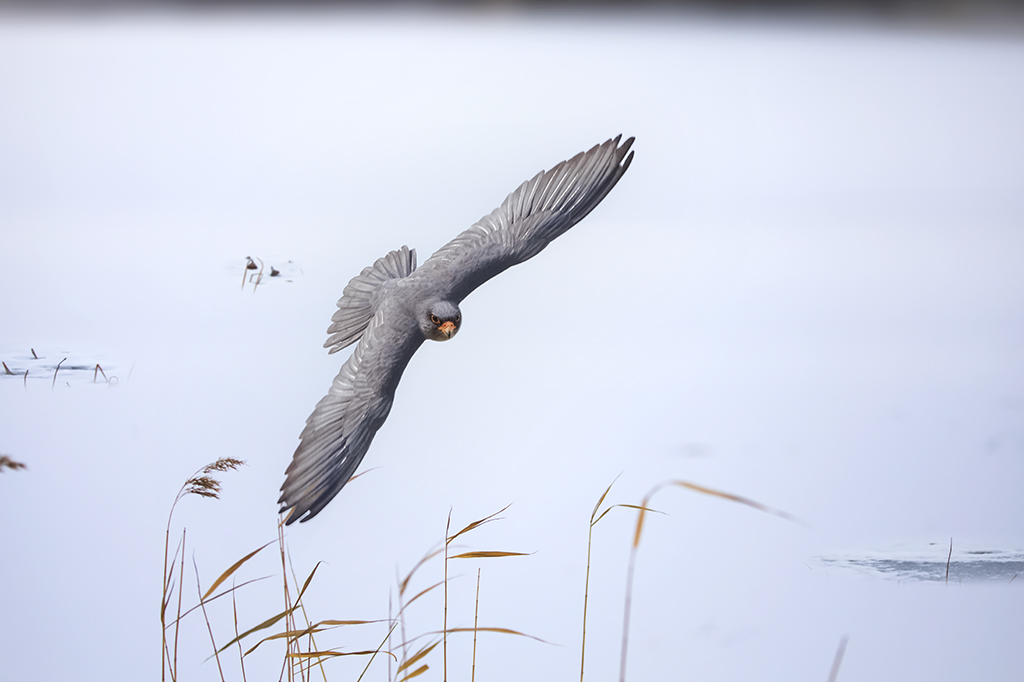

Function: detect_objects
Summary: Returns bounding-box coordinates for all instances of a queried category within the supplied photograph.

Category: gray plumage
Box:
[279,136,635,524]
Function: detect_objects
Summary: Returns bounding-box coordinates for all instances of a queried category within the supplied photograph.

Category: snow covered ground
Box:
[1,7,1023,681]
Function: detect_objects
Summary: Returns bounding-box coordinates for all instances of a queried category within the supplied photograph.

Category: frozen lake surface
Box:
[820,543,1024,583]
[2,7,1023,682]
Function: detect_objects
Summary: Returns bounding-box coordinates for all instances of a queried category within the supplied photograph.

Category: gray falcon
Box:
[279,135,635,524]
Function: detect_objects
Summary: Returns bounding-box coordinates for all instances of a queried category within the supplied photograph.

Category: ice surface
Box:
[1,7,1023,682]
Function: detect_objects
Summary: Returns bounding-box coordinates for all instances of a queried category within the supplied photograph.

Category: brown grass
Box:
[0,455,27,472]
[159,465,806,682]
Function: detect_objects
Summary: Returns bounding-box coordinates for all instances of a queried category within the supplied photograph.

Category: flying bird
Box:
[279,136,635,524]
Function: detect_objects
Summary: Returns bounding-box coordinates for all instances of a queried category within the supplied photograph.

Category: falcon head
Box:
[419,300,461,342]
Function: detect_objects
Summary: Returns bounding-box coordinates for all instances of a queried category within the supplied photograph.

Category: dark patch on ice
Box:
[819,546,1024,582]
[1,349,121,386]
[233,256,302,290]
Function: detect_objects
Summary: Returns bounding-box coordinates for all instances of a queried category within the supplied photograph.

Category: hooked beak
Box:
[438,321,457,338]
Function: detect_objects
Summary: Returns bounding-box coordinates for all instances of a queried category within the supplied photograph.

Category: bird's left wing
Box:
[417,135,634,303]
[279,310,424,524]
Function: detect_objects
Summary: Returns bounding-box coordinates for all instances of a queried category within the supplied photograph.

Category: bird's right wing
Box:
[279,310,423,524]
[418,135,634,303]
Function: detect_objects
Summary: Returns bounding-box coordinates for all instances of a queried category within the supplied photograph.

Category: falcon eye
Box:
[430,314,441,325]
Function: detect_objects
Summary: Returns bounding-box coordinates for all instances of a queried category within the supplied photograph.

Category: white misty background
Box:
[1,6,1023,682]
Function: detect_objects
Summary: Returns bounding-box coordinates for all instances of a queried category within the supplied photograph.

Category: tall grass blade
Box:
[51,357,65,389]
[167,578,271,628]
[582,478,627,682]
[193,557,226,682]
[620,479,799,682]
[472,569,481,682]
[593,504,661,528]
[632,480,802,549]
[243,620,387,657]
[390,626,549,652]
[444,510,451,682]
[398,580,445,618]
[388,591,395,682]
[216,563,322,654]
[396,640,440,675]
[283,538,320,682]
[446,504,511,544]
[355,621,399,682]
[287,650,386,659]
[450,551,529,559]
[218,609,292,655]
[231,581,248,682]
[398,548,445,597]
[396,664,429,682]
[433,627,547,642]
[590,474,621,522]
[945,538,953,585]
[203,541,274,601]
[581,480,661,682]
[826,635,849,682]
[244,630,327,657]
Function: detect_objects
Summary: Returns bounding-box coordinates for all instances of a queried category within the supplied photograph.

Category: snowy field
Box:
[1,7,1023,681]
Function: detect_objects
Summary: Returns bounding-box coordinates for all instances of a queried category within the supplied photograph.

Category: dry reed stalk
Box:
[51,357,65,389]
[356,622,400,682]
[946,538,953,585]
[161,458,245,681]
[441,504,517,682]
[394,639,438,682]
[619,479,799,682]
[826,635,849,682]
[284,543,332,682]
[194,557,227,682]
[388,593,394,682]
[620,534,635,682]
[174,529,186,681]
[232,582,248,682]
[396,549,434,667]
[167,577,270,629]
[240,618,387,658]
[161,531,180,682]
[581,477,616,682]
[386,505,532,682]
[203,542,274,602]
[277,521,294,682]
[472,568,481,682]
[0,455,27,472]
[444,511,451,682]
[579,477,658,682]
[242,257,256,291]
[252,258,265,294]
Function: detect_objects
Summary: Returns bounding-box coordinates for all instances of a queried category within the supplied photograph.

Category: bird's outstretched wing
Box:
[417,135,634,302]
[324,246,417,354]
[279,310,424,524]
[281,136,634,524]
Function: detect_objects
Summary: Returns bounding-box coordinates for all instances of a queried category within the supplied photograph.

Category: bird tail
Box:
[324,245,417,353]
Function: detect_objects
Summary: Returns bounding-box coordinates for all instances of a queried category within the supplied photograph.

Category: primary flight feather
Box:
[279,136,635,524]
